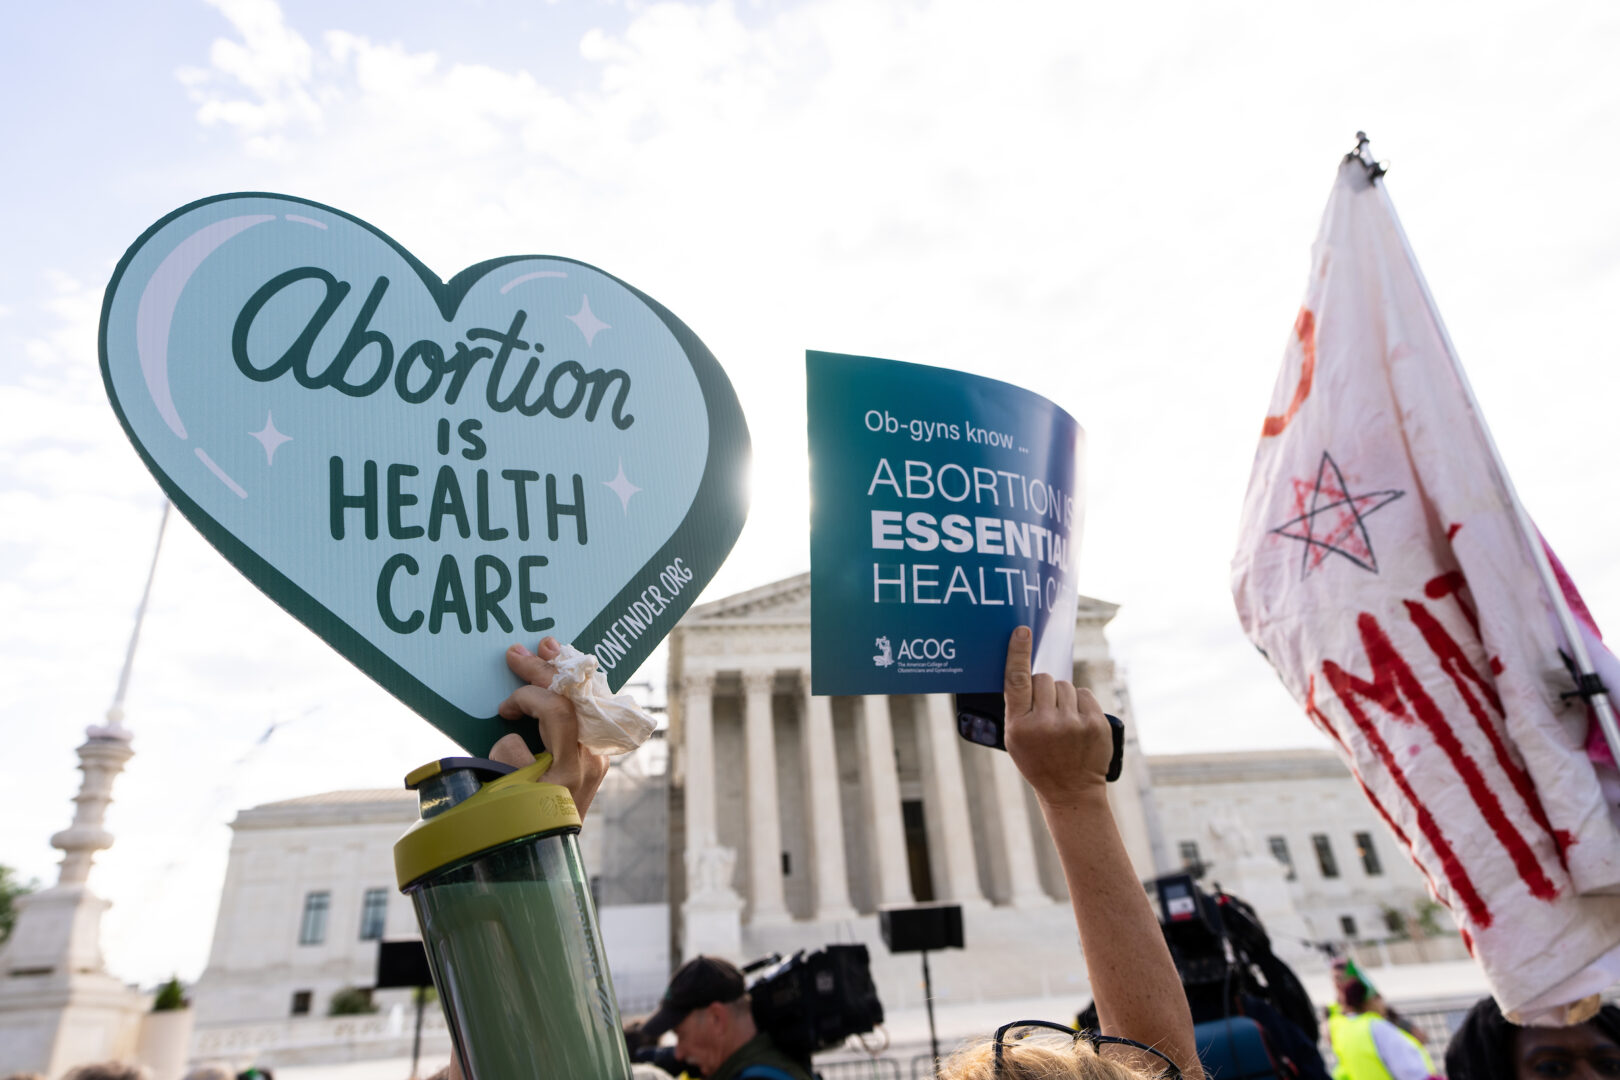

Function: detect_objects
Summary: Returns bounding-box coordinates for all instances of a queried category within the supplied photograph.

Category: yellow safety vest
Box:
[1328,1009,1433,1080]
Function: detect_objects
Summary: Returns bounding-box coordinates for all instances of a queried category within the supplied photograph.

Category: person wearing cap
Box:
[639,956,812,1080]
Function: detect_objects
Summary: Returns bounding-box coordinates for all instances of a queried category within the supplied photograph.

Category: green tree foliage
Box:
[328,986,379,1015]
[0,865,39,944]
[1412,897,1445,938]
[1378,903,1409,941]
[152,976,188,1011]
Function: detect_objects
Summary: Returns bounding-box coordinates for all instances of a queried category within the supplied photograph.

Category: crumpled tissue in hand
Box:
[546,644,658,755]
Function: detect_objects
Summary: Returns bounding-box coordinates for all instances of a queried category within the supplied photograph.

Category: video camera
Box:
[744,944,886,1065]
[1151,872,1317,1042]
[630,945,883,1077]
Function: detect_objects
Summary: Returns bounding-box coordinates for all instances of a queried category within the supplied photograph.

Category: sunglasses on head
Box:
[992,1021,1184,1079]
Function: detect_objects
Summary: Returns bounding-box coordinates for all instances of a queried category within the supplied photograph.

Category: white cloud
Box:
[179,0,324,156]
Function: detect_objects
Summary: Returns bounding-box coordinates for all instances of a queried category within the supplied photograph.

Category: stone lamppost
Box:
[0,503,170,1075]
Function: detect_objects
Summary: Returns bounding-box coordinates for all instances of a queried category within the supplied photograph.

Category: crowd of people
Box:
[503,632,1620,1080]
[22,632,1620,1080]
[23,996,1620,1080]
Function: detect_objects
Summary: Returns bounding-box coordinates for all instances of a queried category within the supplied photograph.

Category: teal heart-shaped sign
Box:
[101,193,749,752]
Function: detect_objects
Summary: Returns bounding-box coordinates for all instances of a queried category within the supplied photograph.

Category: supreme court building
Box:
[182,573,1446,1066]
[664,573,1168,1010]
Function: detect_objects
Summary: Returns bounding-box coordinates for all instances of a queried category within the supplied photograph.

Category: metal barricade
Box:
[815,1058,903,1080]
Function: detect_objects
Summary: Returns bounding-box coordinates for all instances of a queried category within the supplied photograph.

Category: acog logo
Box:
[897,637,956,661]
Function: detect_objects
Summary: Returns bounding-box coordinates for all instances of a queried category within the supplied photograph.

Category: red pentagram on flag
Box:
[1270,451,1405,577]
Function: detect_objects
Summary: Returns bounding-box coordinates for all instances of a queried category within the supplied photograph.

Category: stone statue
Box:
[1206,806,1259,862]
[682,836,743,959]
[687,841,739,900]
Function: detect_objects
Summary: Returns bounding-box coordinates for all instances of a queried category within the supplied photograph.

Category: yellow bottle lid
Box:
[394,754,582,889]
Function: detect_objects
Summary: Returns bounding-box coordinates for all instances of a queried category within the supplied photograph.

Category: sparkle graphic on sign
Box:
[568,295,611,346]
[603,459,641,512]
[250,411,292,464]
[1270,450,1404,577]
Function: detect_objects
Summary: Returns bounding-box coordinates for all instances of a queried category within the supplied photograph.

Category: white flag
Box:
[1231,158,1620,1021]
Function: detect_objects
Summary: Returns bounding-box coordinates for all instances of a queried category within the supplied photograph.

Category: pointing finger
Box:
[1004,626,1033,717]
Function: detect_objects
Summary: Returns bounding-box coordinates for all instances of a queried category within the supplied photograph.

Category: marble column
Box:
[989,751,1050,907]
[858,695,914,907]
[918,694,987,906]
[742,669,790,924]
[679,670,743,959]
[799,679,856,920]
[681,671,718,861]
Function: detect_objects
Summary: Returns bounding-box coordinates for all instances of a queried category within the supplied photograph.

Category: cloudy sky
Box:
[3,0,1617,987]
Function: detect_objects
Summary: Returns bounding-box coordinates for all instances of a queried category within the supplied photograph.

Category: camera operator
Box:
[440,631,1202,1080]
[638,956,813,1080]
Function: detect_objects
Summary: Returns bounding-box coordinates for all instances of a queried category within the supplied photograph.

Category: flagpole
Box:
[101,499,171,735]
[1348,132,1620,766]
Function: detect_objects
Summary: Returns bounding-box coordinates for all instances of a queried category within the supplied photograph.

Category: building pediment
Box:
[685,573,812,625]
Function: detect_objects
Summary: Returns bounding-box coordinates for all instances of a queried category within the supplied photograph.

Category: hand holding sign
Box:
[1002,626,1114,807]
[489,638,609,819]
[807,350,1083,696]
[101,194,749,752]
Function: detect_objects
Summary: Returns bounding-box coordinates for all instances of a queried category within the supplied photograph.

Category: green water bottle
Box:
[395,755,631,1079]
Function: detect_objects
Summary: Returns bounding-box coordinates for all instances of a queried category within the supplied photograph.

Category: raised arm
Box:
[1002,627,1201,1079]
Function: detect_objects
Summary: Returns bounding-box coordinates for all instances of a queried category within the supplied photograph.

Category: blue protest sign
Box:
[100,193,749,752]
[807,350,1083,695]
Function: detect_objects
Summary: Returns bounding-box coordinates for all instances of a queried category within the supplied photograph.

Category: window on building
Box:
[1340,915,1358,939]
[781,852,792,876]
[1178,840,1202,871]
[1356,832,1383,876]
[1384,909,1405,935]
[359,888,387,941]
[298,891,330,946]
[1267,836,1296,880]
[291,990,312,1016]
[1312,834,1340,879]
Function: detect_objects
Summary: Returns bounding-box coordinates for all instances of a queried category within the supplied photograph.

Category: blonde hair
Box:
[59,1067,151,1080]
[940,1033,1164,1080]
